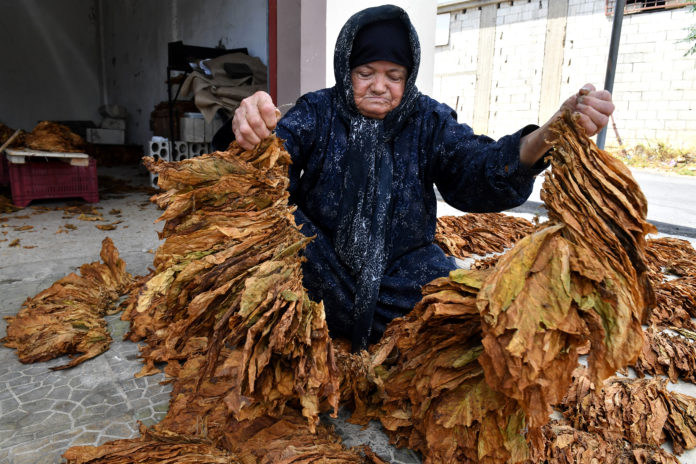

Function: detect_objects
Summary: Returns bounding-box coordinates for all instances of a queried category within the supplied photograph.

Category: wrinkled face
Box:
[350,60,407,119]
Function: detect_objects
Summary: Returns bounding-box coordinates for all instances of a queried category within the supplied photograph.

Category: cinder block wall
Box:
[434,0,696,148]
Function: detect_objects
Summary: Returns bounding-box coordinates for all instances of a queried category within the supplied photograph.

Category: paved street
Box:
[518,169,696,238]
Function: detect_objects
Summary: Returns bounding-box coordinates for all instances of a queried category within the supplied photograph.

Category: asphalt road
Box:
[512,169,696,239]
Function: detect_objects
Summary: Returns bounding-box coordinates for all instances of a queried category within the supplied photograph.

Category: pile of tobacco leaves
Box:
[6,113,696,463]
[61,138,385,463]
[335,111,696,463]
[2,237,132,369]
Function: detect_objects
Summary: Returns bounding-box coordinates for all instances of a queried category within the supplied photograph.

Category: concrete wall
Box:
[326,0,438,95]
[101,0,268,144]
[434,0,696,148]
[0,0,268,145]
[276,0,327,109]
[0,0,102,132]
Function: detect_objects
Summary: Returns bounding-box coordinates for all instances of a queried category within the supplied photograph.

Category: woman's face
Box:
[350,60,407,119]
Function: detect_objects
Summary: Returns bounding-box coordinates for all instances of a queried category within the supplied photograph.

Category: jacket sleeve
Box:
[274,95,320,199]
[429,104,548,213]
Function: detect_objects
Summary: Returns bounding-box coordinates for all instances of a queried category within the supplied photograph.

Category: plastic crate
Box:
[0,153,8,186]
[9,158,99,207]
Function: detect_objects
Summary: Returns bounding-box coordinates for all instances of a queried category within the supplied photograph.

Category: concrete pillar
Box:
[472,4,496,135]
[539,0,569,123]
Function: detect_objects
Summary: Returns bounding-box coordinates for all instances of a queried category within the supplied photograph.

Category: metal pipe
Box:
[597,0,625,150]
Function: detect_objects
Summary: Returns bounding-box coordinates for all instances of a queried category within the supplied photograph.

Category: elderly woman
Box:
[232,5,615,351]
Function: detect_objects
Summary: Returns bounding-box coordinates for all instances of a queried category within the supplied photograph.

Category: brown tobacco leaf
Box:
[2,238,133,369]
[434,213,536,260]
[363,268,529,464]
[560,368,696,455]
[648,276,696,329]
[25,120,86,153]
[646,237,696,281]
[63,424,240,464]
[477,112,655,430]
[120,137,339,430]
[529,420,680,464]
[634,326,696,383]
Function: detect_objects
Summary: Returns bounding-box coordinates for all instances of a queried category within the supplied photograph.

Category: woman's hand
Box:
[232,91,281,150]
[520,84,615,167]
[559,83,615,137]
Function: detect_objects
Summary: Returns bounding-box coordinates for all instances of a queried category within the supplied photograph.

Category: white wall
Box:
[0,0,102,132]
[434,0,696,148]
[326,0,437,95]
[101,0,268,144]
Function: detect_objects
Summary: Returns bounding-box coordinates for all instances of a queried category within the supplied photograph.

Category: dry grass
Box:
[608,141,696,176]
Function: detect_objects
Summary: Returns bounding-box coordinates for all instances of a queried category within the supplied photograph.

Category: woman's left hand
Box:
[559,83,615,136]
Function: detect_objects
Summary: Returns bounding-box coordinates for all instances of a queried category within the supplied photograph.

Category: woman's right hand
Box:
[232,91,281,150]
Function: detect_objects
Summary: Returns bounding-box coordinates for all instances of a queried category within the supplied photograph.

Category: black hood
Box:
[333,4,421,133]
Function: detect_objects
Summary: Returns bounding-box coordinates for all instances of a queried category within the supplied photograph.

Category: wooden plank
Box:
[5,148,89,167]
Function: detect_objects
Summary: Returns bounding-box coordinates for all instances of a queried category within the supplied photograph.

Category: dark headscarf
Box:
[349,18,413,71]
[331,4,421,351]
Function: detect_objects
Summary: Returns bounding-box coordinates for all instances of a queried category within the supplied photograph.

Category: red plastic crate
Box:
[0,153,8,186]
[9,158,99,207]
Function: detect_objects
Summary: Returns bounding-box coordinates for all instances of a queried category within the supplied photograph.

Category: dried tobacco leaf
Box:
[560,368,696,455]
[359,268,529,463]
[435,213,536,260]
[0,122,26,148]
[646,237,696,280]
[25,121,86,153]
[0,194,21,213]
[2,238,132,369]
[62,137,378,463]
[63,424,240,464]
[641,236,696,328]
[120,137,339,429]
[477,111,655,429]
[528,420,679,464]
[634,326,696,384]
[648,277,696,329]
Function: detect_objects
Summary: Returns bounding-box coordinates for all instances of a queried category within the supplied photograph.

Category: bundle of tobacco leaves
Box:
[360,268,528,463]
[2,237,132,369]
[649,277,696,329]
[642,237,696,328]
[477,111,656,431]
[63,425,240,464]
[559,368,696,455]
[350,112,656,463]
[63,137,376,463]
[645,237,696,281]
[120,137,339,429]
[0,121,26,148]
[25,120,86,153]
[529,420,680,464]
[434,213,536,260]
[64,413,383,464]
[634,326,696,383]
